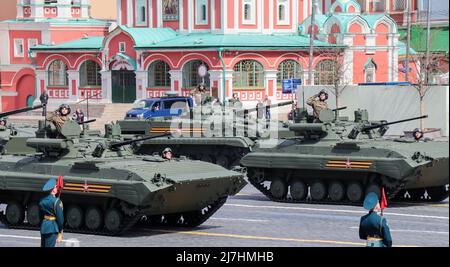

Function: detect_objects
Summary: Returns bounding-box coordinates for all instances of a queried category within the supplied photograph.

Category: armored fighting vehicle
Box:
[0,119,247,235]
[0,105,44,155]
[118,100,294,169]
[241,108,449,204]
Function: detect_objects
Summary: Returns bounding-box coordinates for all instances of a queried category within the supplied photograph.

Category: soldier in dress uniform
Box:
[359,192,393,247]
[39,178,64,247]
[306,90,329,121]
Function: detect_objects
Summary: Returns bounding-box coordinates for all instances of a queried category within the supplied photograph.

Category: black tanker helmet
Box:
[163,147,172,154]
[0,118,7,126]
[59,104,71,115]
[413,128,423,140]
[319,90,329,100]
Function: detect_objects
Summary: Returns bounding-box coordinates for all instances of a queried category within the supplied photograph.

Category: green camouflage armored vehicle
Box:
[241,108,449,204]
[118,100,293,169]
[0,105,43,155]
[0,120,247,235]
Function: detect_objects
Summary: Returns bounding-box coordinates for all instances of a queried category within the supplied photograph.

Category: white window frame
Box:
[196,0,209,25]
[276,0,290,25]
[119,42,126,53]
[14,39,25,58]
[242,0,256,25]
[365,62,377,83]
[135,0,148,26]
[28,38,38,51]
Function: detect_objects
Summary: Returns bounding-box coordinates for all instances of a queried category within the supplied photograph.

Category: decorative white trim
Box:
[242,0,256,25]
[276,0,290,25]
[211,0,215,31]
[14,39,25,58]
[195,0,209,25]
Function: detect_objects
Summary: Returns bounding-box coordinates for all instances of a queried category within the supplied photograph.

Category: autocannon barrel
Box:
[362,115,428,131]
[109,132,171,149]
[0,104,45,118]
[78,119,97,125]
[332,107,347,112]
[241,101,295,114]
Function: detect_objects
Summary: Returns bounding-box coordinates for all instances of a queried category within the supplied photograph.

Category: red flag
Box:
[381,187,388,210]
[56,175,64,195]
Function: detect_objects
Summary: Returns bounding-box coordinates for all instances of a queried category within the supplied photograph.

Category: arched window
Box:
[277,0,289,23]
[314,59,339,85]
[48,60,68,86]
[196,0,208,24]
[182,60,210,88]
[277,60,302,86]
[135,0,147,25]
[364,59,377,83]
[233,60,264,89]
[80,60,101,87]
[148,61,171,88]
[243,0,255,23]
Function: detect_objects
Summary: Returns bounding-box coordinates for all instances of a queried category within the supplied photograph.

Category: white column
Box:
[80,0,90,18]
[35,70,47,100]
[265,70,278,98]
[17,2,25,19]
[169,70,183,95]
[100,70,112,103]
[58,0,72,19]
[157,0,163,27]
[31,0,44,19]
[67,70,79,101]
[208,70,233,102]
[0,29,10,65]
[179,0,184,31]
[127,0,133,27]
[222,0,227,33]
[135,70,148,99]
[188,0,194,33]
[211,0,215,32]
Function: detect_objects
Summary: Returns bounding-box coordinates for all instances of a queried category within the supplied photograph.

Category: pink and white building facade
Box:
[1,0,412,111]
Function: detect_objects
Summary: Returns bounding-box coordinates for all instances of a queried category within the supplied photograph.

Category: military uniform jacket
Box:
[359,211,392,247]
[47,111,70,134]
[306,96,328,119]
[39,195,64,235]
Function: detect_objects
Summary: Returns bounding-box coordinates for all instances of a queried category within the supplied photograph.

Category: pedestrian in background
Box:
[39,90,49,116]
[263,96,272,120]
[72,108,85,124]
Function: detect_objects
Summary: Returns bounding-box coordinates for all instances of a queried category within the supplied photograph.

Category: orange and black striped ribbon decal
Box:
[64,182,112,193]
[326,160,373,169]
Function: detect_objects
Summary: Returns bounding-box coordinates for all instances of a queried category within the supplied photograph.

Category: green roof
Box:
[134,33,336,50]
[399,26,449,53]
[305,13,392,34]
[29,27,339,52]
[119,26,178,47]
[31,36,104,51]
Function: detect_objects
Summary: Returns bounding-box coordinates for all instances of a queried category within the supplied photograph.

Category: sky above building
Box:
[0,0,117,21]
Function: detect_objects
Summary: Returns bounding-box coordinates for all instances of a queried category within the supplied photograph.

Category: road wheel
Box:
[329,182,345,202]
[347,182,364,203]
[85,206,104,231]
[66,205,84,229]
[215,155,229,168]
[311,181,327,201]
[270,178,288,200]
[290,180,308,201]
[366,184,381,199]
[426,186,449,202]
[104,208,123,233]
[26,203,41,226]
[6,201,25,225]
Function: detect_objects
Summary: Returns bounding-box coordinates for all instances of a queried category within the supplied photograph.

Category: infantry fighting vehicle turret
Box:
[0,119,247,235]
[0,105,44,155]
[118,100,294,169]
[241,108,449,204]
